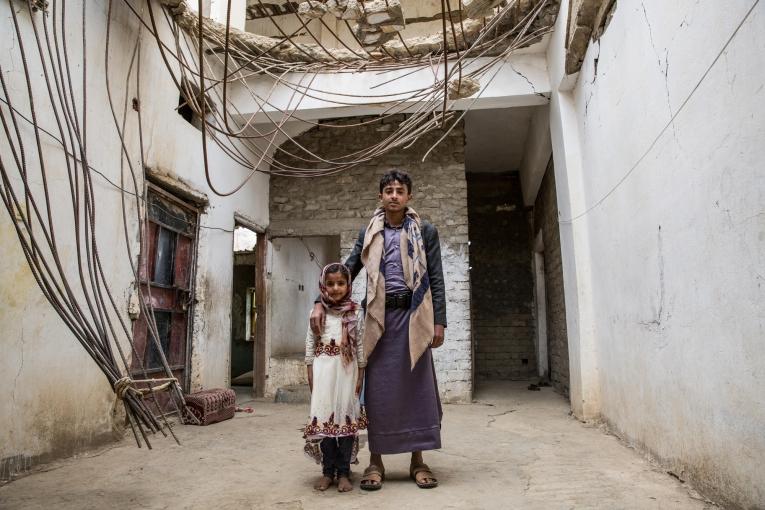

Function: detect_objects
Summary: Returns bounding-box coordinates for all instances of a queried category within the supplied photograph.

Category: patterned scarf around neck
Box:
[319,264,359,368]
[361,206,435,370]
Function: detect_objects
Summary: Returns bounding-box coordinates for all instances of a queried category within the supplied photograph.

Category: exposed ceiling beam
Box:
[245,1,467,23]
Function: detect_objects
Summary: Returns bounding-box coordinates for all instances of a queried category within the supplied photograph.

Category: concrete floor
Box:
[0,382,715,509]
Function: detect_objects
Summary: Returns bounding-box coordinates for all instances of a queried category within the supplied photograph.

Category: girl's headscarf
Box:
[318,263,358,368]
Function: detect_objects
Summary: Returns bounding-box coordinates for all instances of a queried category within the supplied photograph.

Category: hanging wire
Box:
[0,0,557,449]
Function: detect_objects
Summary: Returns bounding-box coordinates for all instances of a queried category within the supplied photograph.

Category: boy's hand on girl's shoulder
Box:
[355,369,364,397]
[310,302,325,336]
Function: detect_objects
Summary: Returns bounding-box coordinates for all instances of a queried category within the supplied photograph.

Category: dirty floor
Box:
[0,382,714,509]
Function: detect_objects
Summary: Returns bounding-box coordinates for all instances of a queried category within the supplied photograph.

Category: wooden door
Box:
[131,186,198,411]
[254,232,267,397]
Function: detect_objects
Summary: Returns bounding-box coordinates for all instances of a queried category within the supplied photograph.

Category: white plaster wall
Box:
[546,0,600,422]
[230,54,550,121]
[209,0,246,30]
[464,106,537,173]
[264,235,339,396]
[266,356,308,397]
[0,0,268,474]
[549,0,765,506]
[268,236,340,357]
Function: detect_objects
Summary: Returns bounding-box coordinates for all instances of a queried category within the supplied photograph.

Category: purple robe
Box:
[364,225,442,454]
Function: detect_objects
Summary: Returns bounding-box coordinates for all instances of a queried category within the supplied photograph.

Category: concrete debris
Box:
[363,0,405,29]
[447,77,480,99]
[354,23,396,51]
[159,0,558,62]
[342,0,363,20]
[351,0,406,50]
[381,23,406,33]
[31,0,49,12]
[297,0,327,19]
[462,0,504,19]
[325,0,346,18]
[326,0,363,21]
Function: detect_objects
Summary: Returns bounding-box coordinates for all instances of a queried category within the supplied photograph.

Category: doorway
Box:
[531,161,570,397]
[467,172,536,385]
[130,185,199,412]
[230,225,257,388]
[230,223,267,397]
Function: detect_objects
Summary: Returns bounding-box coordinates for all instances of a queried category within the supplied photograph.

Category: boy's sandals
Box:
[359,465,385,491]
[410,463,438,489]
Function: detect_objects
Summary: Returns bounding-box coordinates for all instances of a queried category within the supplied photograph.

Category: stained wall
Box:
[0,0,268,478]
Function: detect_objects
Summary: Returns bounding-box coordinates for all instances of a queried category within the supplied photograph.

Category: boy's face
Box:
[324,272,349,302]
[379,180,412,214]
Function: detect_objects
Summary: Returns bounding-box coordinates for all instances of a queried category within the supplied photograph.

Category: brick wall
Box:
[533,161,569,396]
[467,172,536,380]
[269,115,472,402]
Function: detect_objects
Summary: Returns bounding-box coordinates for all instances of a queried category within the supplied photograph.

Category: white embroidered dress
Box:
[303,308,367,441]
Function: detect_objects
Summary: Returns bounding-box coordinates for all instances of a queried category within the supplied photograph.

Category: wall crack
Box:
[508,61,548,99]
[12,328,25,405]
[640,226,672,337]
[641,2,679,143]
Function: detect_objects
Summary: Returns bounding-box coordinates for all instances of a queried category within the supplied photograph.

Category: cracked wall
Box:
[0,0,268,474]
[550,0,765,507]
[269,115,472,402]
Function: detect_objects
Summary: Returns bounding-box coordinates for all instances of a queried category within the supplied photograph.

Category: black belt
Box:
[385,292,412,309]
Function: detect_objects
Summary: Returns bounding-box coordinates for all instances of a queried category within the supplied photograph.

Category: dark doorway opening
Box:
[467,172,536,386]
[531,160,570,398]
[230,224,262,395]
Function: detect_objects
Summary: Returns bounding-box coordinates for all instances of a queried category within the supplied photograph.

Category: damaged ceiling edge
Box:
[160,0,560,64]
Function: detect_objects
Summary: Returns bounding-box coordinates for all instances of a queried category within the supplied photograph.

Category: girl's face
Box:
[324,272,349,301]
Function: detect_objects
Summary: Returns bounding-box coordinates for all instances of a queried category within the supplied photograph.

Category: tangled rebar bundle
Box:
[154,0,557,189]
[0,0,557,447]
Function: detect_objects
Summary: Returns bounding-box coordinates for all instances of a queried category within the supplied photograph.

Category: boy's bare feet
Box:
[337,475,353,492]
[314,475,333,491]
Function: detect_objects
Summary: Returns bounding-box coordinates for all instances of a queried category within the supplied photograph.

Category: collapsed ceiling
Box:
[155,0,559,182]
[0,0,559,448]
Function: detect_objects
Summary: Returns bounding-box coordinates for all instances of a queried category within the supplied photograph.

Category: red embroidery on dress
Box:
[315,338,341,356]
[303,407,368,438]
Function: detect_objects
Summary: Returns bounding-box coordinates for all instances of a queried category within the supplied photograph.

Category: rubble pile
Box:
[298,0,406,51]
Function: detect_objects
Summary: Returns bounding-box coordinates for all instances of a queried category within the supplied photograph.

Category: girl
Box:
[303,263,367,492]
